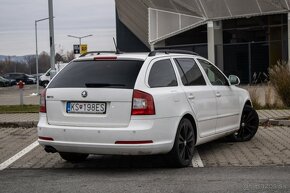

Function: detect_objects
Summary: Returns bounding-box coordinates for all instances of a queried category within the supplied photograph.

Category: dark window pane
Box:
[175,58,206,86]
[198,59,228,86]
[48,60,143,89]
[148,59,177,88]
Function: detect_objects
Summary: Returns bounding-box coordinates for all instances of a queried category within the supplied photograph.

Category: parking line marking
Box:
[192,149,204,167]
[0,141,39,171]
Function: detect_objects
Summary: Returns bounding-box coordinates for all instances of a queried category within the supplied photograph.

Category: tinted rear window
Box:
[175,58,206,86]
[48,60,143,89]
[148,59,178,88]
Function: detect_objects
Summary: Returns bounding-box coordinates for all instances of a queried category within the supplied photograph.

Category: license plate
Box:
[66,102,106,114]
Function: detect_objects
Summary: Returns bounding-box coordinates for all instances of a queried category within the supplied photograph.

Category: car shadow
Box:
[56,154,179,169]
[54,137,236,169]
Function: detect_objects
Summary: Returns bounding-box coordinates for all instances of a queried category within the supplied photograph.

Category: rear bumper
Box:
[37,113,179,155]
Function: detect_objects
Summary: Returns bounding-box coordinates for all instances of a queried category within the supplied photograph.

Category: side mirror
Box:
[229,75,240,85]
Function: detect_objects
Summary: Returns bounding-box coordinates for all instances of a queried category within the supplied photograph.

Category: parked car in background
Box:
[0,76,11,87]
[38,50,259,167]
[31,73,44,80]
[3,73,34,84]
[27,74,37,84]
[8,78,16,86]
[39,63,68,87]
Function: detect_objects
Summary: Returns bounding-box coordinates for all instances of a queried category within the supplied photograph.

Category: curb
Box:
[259,119,290,127]
[268,119,290,126]
[0,121,38,128]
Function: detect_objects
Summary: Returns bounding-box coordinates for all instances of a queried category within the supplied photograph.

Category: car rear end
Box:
[37,54,174,155]
[0,76,10,87]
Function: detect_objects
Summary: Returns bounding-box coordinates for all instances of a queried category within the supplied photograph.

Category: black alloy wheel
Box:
[169,118,195,167]
[229,105,259,142]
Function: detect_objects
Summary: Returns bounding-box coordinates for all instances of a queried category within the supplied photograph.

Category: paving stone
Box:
[198,126,290,167]
[0,113,39,123]
[4,126,290,168]
[1,110,290,169]
[0,127,36,163]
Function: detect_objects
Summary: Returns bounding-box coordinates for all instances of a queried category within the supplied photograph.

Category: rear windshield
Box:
[48,60,143,89]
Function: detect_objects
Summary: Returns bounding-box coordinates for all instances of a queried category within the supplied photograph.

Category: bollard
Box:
[17,81,25,105]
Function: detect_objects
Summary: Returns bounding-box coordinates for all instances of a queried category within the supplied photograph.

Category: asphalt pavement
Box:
[0,167,289,193]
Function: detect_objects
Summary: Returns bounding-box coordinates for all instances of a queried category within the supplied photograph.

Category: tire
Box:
[59,152,89,163]
[228,105,259,142]
[169,118,195,167]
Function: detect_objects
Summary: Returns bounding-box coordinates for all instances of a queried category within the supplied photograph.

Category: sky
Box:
[0,0,116,56]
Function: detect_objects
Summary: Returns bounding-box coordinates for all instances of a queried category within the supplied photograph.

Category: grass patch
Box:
[0,105,39,113]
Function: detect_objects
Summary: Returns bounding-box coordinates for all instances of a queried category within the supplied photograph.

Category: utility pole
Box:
[34,17,50,95]
[48,0,56,78]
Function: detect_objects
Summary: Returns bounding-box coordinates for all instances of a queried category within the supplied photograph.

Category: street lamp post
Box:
[67,34,93,52]
[48,0,56,78]
[34,17,50,96]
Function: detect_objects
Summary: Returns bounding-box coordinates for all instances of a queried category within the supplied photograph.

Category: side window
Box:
[198,59,228,86]
[148,59,178,88]
[175,58,206,86]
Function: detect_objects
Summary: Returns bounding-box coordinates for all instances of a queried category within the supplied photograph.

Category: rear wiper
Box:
[85,83,126,88]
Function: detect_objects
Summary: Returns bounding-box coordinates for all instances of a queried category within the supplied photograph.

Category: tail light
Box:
[131,90,155,115]
[40,89,47,113]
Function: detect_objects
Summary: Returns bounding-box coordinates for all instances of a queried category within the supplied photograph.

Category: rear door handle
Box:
[216,92,221,97]
[188,94,195,100]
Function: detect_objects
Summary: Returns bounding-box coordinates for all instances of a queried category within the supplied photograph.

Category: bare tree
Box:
[63,51,75,63]
[38,51,51,73]
[24,55,36,74]
[55,53,64,63]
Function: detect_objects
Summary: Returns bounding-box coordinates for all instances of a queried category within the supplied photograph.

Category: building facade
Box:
[116,0,290,83]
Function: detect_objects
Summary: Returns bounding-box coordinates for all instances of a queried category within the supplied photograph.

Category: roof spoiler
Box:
[79,51,122,57]
[148,49,199,57]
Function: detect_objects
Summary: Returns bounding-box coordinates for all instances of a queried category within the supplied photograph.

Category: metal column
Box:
[207,21,215,63]
[48,0,56,78]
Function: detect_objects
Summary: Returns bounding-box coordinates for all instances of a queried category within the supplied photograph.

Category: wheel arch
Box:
[245,100,252,107]
[182,113,197,145]
[238,99,253,125]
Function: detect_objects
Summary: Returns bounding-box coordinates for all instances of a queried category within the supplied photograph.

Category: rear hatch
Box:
[46,59,143,127]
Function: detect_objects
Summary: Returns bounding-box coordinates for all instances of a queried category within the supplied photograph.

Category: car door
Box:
[173,57,217,138]
[145,58,185,119]
[197,58,240,134]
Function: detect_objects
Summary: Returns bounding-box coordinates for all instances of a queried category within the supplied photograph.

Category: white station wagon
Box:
[37,50,259,167]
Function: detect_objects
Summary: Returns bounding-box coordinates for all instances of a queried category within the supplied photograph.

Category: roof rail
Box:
[148,49,199,57]
[80,51,122,57]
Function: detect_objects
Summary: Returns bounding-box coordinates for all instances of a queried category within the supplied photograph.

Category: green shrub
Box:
[269,61,290,107]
